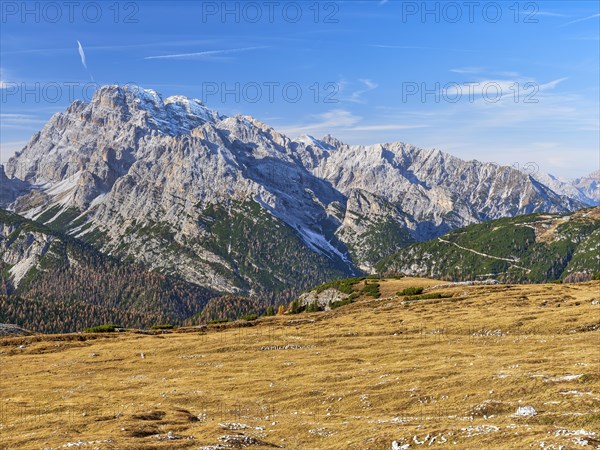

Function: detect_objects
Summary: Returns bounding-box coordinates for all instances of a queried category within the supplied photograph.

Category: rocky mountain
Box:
[0,208,214,333]
[377,206,600,283]
[0,85,587,297]
[573,170,600,205]
[532,171,599,207]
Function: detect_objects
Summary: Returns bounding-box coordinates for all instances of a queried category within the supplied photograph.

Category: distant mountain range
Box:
[532,171,599,207]
[0,85,597,312]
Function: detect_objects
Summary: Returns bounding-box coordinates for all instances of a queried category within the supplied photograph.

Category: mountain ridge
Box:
[0,85,590,297]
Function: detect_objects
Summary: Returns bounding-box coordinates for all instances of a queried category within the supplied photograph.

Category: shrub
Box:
[313,277,365,295]
[305,300,322,313]
[397,287,424,296]
[150,324,174,330]
[361,282,381,298]
[240,314,258,321]
[329,298,354,309]
[593,273,600,281]
[265,305,275,316]
[404,293,452,301]
[209,318,229,324]
[288,300,301,314]
[84,324,120,333]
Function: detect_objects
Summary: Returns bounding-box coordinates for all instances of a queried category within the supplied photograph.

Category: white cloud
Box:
[561,13,600,27]
[440,77,568,104]
[77,40,88,70]
[347,79,378,103]
[450,67,521,77]
[280,109,426,138]
[144,46,268,60]
[281,109,361,135]
[450,67,486,74]
[0,114,48,129]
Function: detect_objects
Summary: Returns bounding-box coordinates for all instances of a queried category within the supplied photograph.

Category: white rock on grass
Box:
[514,406,537,417]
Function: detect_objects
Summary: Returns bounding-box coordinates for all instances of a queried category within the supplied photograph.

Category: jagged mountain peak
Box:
[0,84,588,296]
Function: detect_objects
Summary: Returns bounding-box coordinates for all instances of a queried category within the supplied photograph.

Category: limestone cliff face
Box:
[0,85,585,293]
[0,222,55,287]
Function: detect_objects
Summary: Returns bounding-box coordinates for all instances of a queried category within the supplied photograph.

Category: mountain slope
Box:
[0,208,215,333]
[377,207,600,282]
[573,170,600,205]
[1,85,586,296]
[533,171,599,206]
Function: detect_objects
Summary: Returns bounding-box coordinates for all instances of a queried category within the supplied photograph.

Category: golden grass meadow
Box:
[1,278,599,449]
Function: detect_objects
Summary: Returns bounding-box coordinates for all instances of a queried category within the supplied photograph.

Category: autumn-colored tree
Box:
[277,305,285,315]
[288,300,300,314]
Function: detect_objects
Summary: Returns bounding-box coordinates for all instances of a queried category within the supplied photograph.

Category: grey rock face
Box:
[298,287,350,310]
[573,170,600,205]
[0,222,55,287]
[0,85,586,293]
[533,171,599,206]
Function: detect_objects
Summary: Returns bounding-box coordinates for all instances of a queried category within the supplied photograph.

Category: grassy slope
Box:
[1,278,598,449]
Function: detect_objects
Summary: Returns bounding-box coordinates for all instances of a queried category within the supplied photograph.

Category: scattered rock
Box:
[461,425,500,437]
[470,400,505,417]
[153,431,190,441]
[514,406,537,417]
[218,434,280,448]
[392,442,410,450]
[62,439,112,447]
[259,344,314,351]
[308,428,334,437]
[472,329,505,337]
[544,374,584,382]
[219,423,250,430]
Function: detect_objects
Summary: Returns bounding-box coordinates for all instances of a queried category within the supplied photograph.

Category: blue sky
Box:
[1,0,598,178]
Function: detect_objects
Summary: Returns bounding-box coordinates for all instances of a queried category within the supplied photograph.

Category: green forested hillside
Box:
[376,207,600,283]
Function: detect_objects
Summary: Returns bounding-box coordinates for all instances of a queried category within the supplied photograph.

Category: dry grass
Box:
[1,278,599,449]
